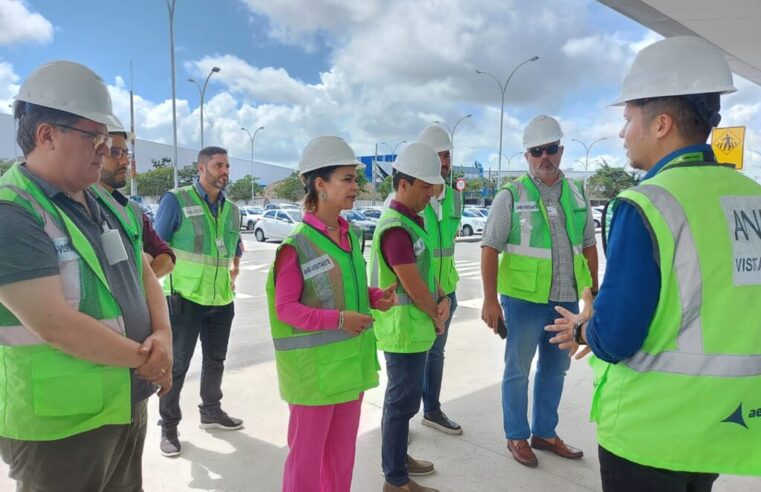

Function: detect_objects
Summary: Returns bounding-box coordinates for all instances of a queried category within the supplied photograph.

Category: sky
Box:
[1,0,760,177]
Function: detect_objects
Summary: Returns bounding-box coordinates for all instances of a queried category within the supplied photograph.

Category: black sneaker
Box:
[160,430,181,457]
[199,411,244,430]
[422,410,462,435]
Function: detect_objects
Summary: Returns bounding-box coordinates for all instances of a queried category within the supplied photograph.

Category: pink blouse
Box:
[274,212,384,331]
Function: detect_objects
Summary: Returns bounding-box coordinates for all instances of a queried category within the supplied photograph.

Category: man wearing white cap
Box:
[481,115,598,467]
[369,142,450,492]
[416,125,464,436]
[0,61,172,490]
[547,36,761,490]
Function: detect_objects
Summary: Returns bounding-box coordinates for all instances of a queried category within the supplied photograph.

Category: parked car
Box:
[592,206,605,229]
[264,202,300,211]
[240,206,264,230]
[357,207,383,220]
[460,208,486,236]
[254,209,303,242]
[341,210,376,239]
[140,203,159,223]
[464,206,487,218]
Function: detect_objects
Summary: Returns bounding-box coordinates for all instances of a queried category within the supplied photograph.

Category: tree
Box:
[376,175,393,199]
[586,160,639,200]
[273,172,305,202]
[178,165,197,187]
[228,175,263,203]
[136,168,174,198]
[151,157,172,169]
[0,159,14,176]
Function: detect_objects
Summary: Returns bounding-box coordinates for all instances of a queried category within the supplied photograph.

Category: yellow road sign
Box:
[711,126,745,170]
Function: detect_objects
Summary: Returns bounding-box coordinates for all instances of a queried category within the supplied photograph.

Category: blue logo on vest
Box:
[721,403,748,429]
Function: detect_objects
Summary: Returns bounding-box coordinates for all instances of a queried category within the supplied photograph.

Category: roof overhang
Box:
[598,0,761,86]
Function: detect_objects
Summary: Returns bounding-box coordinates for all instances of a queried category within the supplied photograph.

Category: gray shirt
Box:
[0,165,154,403]
[481,172,596,302]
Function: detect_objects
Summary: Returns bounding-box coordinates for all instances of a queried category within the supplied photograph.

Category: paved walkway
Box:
[3,310,758,491]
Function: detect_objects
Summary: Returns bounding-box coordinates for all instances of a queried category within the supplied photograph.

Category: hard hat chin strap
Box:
[682,94,722,128]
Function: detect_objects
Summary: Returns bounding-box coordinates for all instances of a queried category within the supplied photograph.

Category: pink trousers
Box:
[282,394,364,492]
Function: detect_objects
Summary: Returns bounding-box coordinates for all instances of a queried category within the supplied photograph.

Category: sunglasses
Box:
[57,124,113,150]
[528,144,560,158]
[109,147,133,160]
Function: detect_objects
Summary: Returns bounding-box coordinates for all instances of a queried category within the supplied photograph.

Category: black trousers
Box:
[599,446,719,492]
[159,297,235,430]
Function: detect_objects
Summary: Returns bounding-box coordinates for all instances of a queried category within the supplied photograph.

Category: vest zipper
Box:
[212,214,220,302]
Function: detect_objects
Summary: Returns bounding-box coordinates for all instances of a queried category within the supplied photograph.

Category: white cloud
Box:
[0,61,20,112]
[0,0,53,46]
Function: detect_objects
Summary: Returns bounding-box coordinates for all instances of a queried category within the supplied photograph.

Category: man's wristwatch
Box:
[573,321,587,345]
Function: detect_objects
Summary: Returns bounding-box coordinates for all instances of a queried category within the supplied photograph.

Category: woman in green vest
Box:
[266,136,396,492]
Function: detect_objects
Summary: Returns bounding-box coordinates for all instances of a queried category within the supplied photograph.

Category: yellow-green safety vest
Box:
[590,157,761,475]
[265,223,379,405]
[369,208,437,353]
[422,185,462,294]
[497,174,592,303]
[163,185,240,306]
[0,164,138,441]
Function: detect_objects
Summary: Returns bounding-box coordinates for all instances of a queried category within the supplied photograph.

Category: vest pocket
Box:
[317,342,363,396]
[32,351,104,416]
[506,256,539,293]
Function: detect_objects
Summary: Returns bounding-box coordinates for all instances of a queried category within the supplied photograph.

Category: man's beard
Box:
[101,168,127,189]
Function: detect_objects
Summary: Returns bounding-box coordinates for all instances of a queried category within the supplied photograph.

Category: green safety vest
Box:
[590,157,761,475]
[422,185,462,294]
[497,174,592,303]
[164,185,240,306]
[265,223,379,405]
[368,208,437,353]
[0,164,137,441]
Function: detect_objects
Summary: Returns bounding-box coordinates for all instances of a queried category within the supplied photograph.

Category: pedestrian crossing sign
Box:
[711,126,745,170]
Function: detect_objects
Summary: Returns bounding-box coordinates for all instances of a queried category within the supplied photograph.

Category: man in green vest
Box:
[154,146,243,457]
[481,114,598,467]
[417,125,464,435]
[370,142,451,492]
[547,36,761,490]
[0,61,173,491]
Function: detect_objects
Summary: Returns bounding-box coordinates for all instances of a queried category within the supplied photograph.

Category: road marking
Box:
[241,263,270,271]
[456,297,484,310]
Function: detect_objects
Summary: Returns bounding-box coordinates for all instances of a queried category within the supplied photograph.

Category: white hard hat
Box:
[523,115,563,149]
[298,136,363,176]
[392,143,444,185]
[107,116,136,142]
[612,36,736,106]
[15,60,121,127]
[417,125,452,152]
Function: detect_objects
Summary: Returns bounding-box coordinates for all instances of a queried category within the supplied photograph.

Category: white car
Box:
[254,209,303,242]
[460,208,486,236]
[240,206,264,230]
[592,206,605,229]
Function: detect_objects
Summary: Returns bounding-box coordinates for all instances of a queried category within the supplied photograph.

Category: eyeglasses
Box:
[528,144,560,158]
[56,124,112,150]
[109,147,133,160]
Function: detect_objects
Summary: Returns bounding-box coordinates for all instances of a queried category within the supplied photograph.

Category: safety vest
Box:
[422,185,462,294]
[590,158,761,475]
[164,185,240,306]
[0,164,136,441]
[369,208,437,353]
[265,223,379,405]
[497,174,592,303]
[91,184,144,259]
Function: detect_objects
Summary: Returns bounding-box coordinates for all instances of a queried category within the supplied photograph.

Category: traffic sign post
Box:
[455,178,466,191]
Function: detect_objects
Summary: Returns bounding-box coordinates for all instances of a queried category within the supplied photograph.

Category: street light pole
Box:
[188,66,220,149]
[379,140,406,161]
[434,114,472,187]
[241,126,264,203]
[476,55,539,186]
[166,0,179,189]
[571,137,608,170]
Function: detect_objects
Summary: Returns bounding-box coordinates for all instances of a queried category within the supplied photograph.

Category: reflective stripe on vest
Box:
[273,329,357,351]
[0,317,126,346]
[434,247,455,258]
[622,184,761,378]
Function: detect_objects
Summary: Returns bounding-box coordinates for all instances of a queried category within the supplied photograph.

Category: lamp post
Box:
[571,137,608,170]
[166,0,179,189]
[241,126,264,203]
[379,140,406,162]
[476,55,539,186]
[434,114,472,187]
[188,66,221,149]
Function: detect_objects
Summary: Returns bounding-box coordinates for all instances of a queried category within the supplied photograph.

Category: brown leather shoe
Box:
[507,439,538,467]
[530,436,584,459]
[383,478,439,492]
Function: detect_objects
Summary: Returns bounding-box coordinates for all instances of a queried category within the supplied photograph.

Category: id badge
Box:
[101,228,128,265]
[546,206,558,217]
[216,238,228,256]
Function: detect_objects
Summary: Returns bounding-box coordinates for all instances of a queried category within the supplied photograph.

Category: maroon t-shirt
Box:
[380,200,425,266]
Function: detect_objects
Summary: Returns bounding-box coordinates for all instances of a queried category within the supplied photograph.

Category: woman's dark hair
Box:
[301,165,342,212]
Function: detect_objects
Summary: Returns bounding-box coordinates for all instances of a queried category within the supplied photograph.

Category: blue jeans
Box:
[159,297,235,430]
[422,292,457,414]
[501,295,576,440]
[381,351,427,487]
